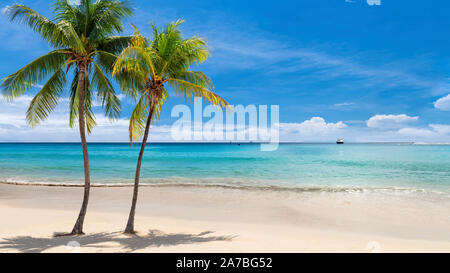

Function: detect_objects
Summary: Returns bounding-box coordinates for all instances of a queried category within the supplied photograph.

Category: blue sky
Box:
[1,0,450,142]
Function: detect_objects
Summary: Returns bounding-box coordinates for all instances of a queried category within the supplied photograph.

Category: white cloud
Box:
[333,102,355,107]
[0,94,69,106]
[395,124,450,141]
[366,114,419,129]
[0,94,33,106]
[397,127,434,137]
[0,113,27,128]
[1,5,10,15]
[0,93,132,142]
[429,124,450,135]
[1,93,449,143]
[434,94,450,111]
[281,117,347,136]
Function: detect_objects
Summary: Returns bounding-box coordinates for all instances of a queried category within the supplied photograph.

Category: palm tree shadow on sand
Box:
[0,230,236,253]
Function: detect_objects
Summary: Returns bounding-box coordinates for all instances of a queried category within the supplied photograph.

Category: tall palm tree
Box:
[113,20,228,234]
[1,0,133,235]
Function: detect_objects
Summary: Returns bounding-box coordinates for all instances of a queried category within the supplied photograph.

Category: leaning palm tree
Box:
[113,20,228,234]
[1,0,133,235]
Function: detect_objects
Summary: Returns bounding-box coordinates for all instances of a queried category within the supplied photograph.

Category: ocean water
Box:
[1,143,450,194]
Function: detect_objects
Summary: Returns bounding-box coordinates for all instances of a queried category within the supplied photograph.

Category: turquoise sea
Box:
[1,143,450,194]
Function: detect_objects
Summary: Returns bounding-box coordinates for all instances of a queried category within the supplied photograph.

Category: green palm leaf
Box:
[88,0,133,40]
[98,36,134,55]
[1,50,68,99]
[129,92,150,144]
[167,78,227,108]
[68,70,97,133]
[6,5,64,48]
[26,69,67,126]
[91,60,121,120]
[2,0,133,130]
[113,20,228,143]
[56,20,86,54]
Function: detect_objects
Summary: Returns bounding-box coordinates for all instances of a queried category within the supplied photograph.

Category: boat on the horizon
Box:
[336,138,344,144]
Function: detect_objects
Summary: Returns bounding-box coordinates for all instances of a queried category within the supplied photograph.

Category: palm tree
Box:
[1,0,133,235]
[113,20,228,234]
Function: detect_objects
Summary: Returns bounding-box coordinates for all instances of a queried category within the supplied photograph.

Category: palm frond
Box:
[53,0,81,21]
[113,45,154,79]
[91,60,121,120]
[93,50,118,75]
[6,4,89,52]
[167,78,228,108]
[26,69,67,126]
[5,5,62,48]
[88,0,133,40]
[170,71,214,89]
[1,50,68,99]
[6,0,134,133]
[97,35,133,55]
[161,37,209,77]
[181,36,210,64]
[112,19,228,146]
[84,78,97,134]
[152,87,168,121]
[115,70,144,101]
[56,20,86,54]
[129,87,168,144]
[129,92,150,144]
[69,69,97,133]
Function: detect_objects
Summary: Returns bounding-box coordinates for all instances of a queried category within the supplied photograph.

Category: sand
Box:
[0,183,449,253]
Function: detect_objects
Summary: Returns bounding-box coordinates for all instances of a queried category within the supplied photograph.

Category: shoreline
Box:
[1,183,449,252]
[1,181,448,196]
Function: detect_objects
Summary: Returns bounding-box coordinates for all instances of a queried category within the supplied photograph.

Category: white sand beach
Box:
[0,183,449,253]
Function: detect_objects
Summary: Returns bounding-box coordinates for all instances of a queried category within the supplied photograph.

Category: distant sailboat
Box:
[336,138,344,144]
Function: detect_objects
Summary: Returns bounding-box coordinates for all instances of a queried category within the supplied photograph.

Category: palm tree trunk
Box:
[124,100,155,234]
[71,63,91,235]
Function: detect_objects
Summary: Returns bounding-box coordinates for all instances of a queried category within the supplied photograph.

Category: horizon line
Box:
[0,141,422,144]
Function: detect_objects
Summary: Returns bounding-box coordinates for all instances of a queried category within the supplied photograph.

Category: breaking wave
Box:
[1,176,447,196]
